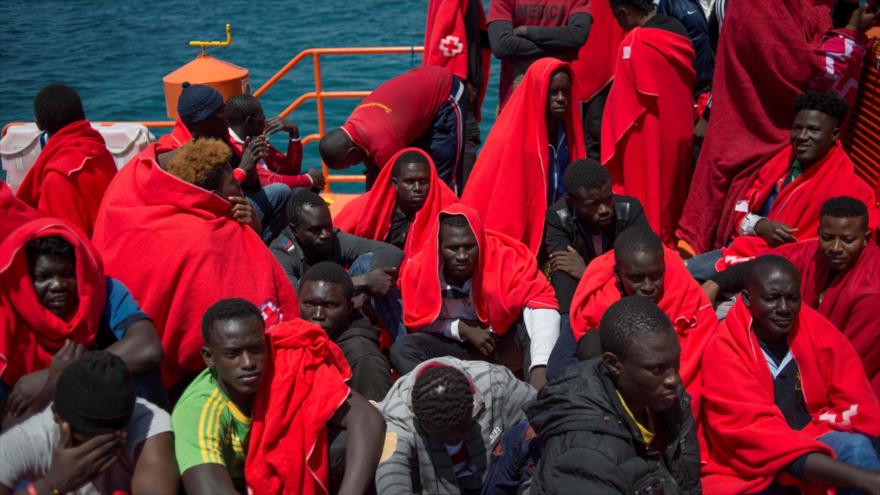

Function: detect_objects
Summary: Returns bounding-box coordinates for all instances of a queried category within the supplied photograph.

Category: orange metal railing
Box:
[2,45,425,193]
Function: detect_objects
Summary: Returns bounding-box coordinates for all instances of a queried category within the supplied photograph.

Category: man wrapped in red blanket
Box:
[701,255,880,495]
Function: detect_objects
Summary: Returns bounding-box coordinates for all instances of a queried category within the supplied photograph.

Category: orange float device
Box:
[162,24,251,119]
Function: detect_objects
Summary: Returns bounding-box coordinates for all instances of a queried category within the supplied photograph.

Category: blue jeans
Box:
[685,249,723,283]
[245,183,291,244]
[348,253,406,341]
[481,420,542,495]
[413,76,467,193]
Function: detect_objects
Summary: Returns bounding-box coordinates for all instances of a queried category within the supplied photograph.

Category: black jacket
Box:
[525,359,702,495]
[543,194,648,312]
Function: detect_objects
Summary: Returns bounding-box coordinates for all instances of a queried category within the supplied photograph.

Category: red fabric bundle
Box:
[423,0,491,121]
[568,248,716,413]
[16,120,117,238]
[677,0,837,252]
[334,148,458,258]
[226,133,311,189]
[774,240,880,397]
[717,142,879,268]
[461,58,586,255]
[701,300,880,495]
[91,144,299,387]
[156,118,192,150]
[246,319,351,495]
[600,27,695,246]
[401,204,558,335]
[0,207,105,386]
[569,0,624,102]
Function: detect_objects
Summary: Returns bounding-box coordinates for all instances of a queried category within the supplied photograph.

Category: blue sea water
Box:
[0,0,499,192]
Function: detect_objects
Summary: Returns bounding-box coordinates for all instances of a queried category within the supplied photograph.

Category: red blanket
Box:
[718,142,879,267]
[16,120,117,238]
[568,247,715,413]
[91,143,299,387]
[334,148,458,259]
[774,240,880,397]
[227,133,311,189]
[0,211,105,387]
[246,319,351,495]
[423,0,491,121]
[1,180,41,239]
[401,203,558,335]
[600,27,695,246]
[156,118,192,150]
[460,58,586,255]
[701,300,880,495]
[677,0,837,252]
[570,0,624,102]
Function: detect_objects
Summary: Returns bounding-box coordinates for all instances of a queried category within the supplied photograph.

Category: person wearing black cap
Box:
[0,351,178,495]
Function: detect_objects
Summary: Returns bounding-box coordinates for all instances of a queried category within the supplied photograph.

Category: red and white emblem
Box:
[439,35,464,57]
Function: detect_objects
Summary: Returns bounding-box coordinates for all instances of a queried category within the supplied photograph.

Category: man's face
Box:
[791,109,838,167]
[293,204,335,257]
[31,254,78,320]
[567,182,614,233]
[606,330,681,413]
[299,280,352,339]
[439,223,479,286]
[612,7,638,30]
[818,215,869,273]
[202,315,267,396]
[392,162,431,215]
[546,70,571,122]
[616,250,665,303]
[214,163,243,199]
[190,105,229,141]
[243,108,266,139]
[743,267,802,344]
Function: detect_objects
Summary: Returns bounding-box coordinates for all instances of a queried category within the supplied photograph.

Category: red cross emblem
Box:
[439,35,464,57]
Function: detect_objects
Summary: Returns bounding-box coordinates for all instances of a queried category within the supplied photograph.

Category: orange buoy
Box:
[161,24,251,119]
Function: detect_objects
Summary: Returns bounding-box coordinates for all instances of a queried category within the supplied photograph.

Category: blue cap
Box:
[178,82,223,126]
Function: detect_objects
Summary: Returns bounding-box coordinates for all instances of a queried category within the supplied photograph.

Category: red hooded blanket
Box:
[774,240,880,397]
[91,143,299,387]
[16,120,117,238]
[701,300,880,495]
[401,204,558,334]
[423,0,491,121]
[569,0,625,103]
[717,142,879,268]
[568,248,715,413]
[156,118,192,150]
[600,26,695,246]
[677,0,840,252]
[334,148,458,258]
[460,58,586,255]
[0,205,105,387]
[246,319,351,495]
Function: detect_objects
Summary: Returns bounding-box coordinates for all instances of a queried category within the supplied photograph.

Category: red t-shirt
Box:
[341,65,453,172]
[488,0,591,105]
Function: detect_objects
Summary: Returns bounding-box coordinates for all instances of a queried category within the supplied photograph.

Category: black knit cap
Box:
[54,351,135,435]
[178,82,224,127]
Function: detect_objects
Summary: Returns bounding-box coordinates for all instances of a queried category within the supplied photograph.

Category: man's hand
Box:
[362,267,397,298]
[48,340,87,382]
[755,218,797,246]
[529,366,548,390]
[459,321,498,356]
[44,422,123,493]
[239,135,269,173]
[6,369,49,419]
[306,168,326,190]
[513,25,528,37]
[228,196,262,234]
[846,4,878,31]
[549,246,587,280]
[702,280,721,304]
[264,116,299,139]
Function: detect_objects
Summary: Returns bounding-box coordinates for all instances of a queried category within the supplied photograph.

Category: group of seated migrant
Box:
[2,0,880,492]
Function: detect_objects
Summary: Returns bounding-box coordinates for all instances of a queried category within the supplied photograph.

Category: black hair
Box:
[599,296,674,359]
[745,255,800,289]
[34,83,86,135]
[439,213,470,229]
[201,298,263,344]
[820,196,869,229]
[613,227,662,262]
[608,0,655,15]
[25,235,76,267]
[286,189,329,227]
[411,365,474,431]
[299,261,355,298]
[391,150,430,178]
[563,158,611,193]
[225,94,263,127]
[793,90,848,126]
[318,128,351,165]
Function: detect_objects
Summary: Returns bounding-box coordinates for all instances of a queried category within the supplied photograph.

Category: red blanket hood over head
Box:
[246,318,351,495]
[91,144,299,387]
[461,58,586,255]
[0,189,105,386]
[401,203,558,334]
[701,300,880,495]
